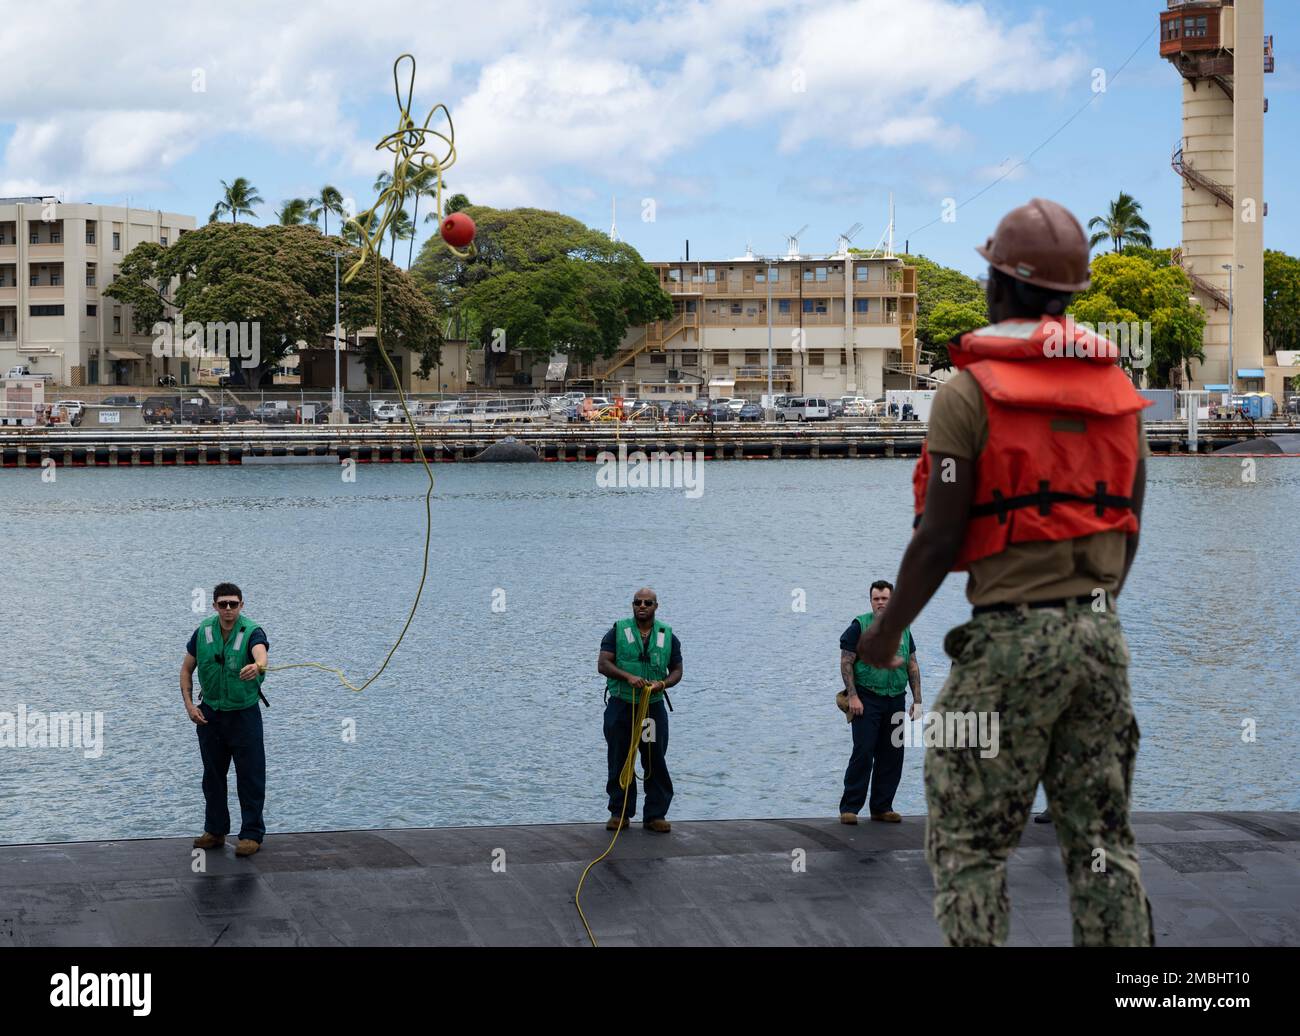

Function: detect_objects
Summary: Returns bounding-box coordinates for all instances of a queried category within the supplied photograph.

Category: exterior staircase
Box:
[597,312,696,380]
[1172,146,1233,208]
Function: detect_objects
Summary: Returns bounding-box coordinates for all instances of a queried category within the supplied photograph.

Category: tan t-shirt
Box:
[925,370,1149,607]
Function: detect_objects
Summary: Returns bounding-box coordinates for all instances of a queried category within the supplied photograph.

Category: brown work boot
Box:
[839,812,858,825]
[871,811,902,823]
[605,814,629,831]
[234,839,261,857]
[192,832,225,849]
[643,818,671,833]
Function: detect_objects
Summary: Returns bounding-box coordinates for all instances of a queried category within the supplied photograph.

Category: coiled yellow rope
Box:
[266,54,470,693]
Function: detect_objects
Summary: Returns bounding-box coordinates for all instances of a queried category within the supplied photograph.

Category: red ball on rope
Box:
[440,212,475,248]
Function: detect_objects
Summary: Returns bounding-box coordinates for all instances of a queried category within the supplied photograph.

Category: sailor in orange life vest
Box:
[856,198,1154,947]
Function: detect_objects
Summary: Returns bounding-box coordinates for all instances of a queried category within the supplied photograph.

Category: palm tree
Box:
[1088,192,1153,253]
[388,207,414,261]
[276,198,311,225]
[307,185,344,236]
[209,177,263,224]
[405,165,439,269]
[341,208,379,249]
[424,191,471,225]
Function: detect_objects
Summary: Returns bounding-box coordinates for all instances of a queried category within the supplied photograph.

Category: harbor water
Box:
[1,457,1296,844]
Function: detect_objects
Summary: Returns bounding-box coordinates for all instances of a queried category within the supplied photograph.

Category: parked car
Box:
[663,402,694,423]
[5,365,54,381]
[101,395,140,406]
[51,399,87,423]
[777,397,831,422]
[142,396,181,424]
[726,398,747,413]
[706,401,735,422]
[252,402,294,424]
[828,400,845,418]
[177,398,217,424]
[213,404,253,423]
[737,402,764,422]
[371,401,407,423]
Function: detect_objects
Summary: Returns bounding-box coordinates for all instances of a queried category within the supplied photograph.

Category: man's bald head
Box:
[632,587,658,622]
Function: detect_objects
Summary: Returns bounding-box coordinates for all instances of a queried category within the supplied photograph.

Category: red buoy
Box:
[440,212,475,248]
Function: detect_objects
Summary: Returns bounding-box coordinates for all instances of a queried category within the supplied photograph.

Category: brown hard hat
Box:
[976,198,1091,293]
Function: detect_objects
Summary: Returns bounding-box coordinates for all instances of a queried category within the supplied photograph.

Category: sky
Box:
[0,0,1295,278]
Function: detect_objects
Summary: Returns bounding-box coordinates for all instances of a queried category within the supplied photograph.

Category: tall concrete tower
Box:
[1160,0,1273,391]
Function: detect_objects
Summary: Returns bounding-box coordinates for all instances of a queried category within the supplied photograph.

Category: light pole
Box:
[765,258,774,418]
[1221,263,1243,395]
[331,250,345,416]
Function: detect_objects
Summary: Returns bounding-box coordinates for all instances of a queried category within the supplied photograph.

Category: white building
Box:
[0,198,196,387]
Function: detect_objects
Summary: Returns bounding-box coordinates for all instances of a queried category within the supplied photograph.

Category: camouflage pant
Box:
[924,602,1153,946]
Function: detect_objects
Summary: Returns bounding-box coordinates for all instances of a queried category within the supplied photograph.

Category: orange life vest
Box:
[913,318,1152,571]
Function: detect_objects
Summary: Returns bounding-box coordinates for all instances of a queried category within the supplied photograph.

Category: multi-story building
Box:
[481,252,918,399]
[0,198,196,387]
[1160,0,1285,395]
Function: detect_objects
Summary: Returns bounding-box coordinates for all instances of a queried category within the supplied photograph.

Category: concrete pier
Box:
[0,812,1295,947]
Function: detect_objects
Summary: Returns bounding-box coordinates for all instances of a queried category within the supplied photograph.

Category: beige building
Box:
[1161,0,1283,394]
[0,198,196,387]
[471,253,919,399]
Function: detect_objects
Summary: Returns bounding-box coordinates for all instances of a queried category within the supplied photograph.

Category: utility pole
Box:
[766,257,774,418]
[1221,263,1243,395]
[331,250,345,418]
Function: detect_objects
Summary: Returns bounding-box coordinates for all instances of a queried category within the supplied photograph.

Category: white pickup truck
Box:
[5,365,55,382]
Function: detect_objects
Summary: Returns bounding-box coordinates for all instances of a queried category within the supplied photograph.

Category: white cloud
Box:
[0,0,1086,210]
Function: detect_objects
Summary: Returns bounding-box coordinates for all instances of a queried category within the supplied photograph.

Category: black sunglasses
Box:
[215,600,242,610]
[632,599,656,607]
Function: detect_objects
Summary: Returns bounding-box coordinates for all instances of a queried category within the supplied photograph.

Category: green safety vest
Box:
[852,611,910,697]
[606,617,673,704]
[195,613,265,711]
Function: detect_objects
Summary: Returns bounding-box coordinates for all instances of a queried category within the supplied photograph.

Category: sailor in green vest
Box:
[837,580,921,824]
[597,587,683,833]
[180,582,270,858]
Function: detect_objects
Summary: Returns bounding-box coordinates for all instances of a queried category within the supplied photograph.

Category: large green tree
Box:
[1263,249,1300,353]
[1088,192,1153,253]
[1069,252,1205,387]
[104,223,440,389]
[411,206,673,385]
[880,252,988,351]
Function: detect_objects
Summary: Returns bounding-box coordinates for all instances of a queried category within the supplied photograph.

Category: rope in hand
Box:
[266,54,473,693]
[573,681,658,947]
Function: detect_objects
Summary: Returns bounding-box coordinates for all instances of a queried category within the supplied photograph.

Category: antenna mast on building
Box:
[609,196,618,242]
[836,222,863,254]
[785,224,808,258]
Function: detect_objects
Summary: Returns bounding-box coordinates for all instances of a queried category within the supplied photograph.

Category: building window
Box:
[113,315,122,334]
[816,266,828,282]
[160,234,168,247]
[29,227,39,244]
[778,299,790,314]
[86,265,96,287]
[667,268,680,282]
[808,349,824,366]
[87,304,97,317]
[855,266,869,281]
[855,298,869,313]
[681,352,697,366]
[777,350,792,365]
[30,304,64,316]
[745,351,760,365]
[50,226,61,244]
[705,268,717,283]
[86,225,96,244]
[650,353,666,364]
[30,269,39,286]
[730,303,742,315]
[49,268,61,286]
[112,231,121,250]
[802,299,813,313]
